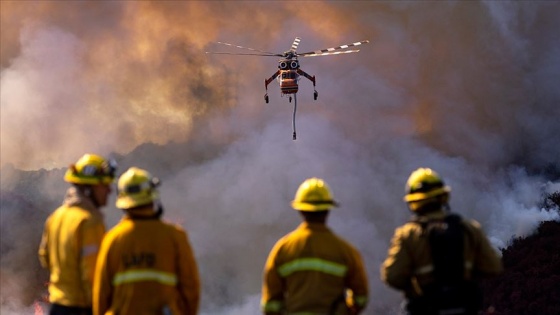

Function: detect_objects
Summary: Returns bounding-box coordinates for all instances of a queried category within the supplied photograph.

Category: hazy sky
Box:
[1,1,559,314]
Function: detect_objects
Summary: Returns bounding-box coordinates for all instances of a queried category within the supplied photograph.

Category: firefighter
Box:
[38,153,117,315]
[93,167,200,315]
[381,168,503,315]
[261,177,369,315]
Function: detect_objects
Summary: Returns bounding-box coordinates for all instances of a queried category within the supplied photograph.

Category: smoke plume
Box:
[1,1,559,314]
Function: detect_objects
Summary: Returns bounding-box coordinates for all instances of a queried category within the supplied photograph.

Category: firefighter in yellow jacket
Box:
[381,168,503,315]
[93,167,200,315]
[39,154,117,315]
[262,177,369,315]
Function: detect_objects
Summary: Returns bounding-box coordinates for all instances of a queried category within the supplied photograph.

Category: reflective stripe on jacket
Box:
[262,222,368,314]
[38,187,105,307]
[380,210,503,298]
[93,212,200,315]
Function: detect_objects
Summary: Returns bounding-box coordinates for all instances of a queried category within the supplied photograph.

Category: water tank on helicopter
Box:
[279,70,299,94]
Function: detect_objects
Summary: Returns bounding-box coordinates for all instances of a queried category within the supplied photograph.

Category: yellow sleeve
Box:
[381,226,413,290]
[346,248,369,309]
[470,220,503,276]
[80,217,105,305]
[93,234,113,315]
[176,229,200,315]
[38,217,51,268]
[261,242,285,314]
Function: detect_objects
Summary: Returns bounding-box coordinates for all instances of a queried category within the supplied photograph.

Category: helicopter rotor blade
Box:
[300,49,361,57]
[205,52,282,57]
[290,37,301,53]
[209,41,279,55]
[297,40,369,56]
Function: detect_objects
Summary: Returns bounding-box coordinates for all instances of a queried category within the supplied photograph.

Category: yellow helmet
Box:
[291,177,339,212]
[64,154,117,185]
[116,167,160,210]
[404,168,451,203]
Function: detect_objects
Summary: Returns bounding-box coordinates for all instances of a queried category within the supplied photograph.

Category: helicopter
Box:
[206,37,369,140]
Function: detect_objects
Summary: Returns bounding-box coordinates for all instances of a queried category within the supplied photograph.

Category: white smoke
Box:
[1,1,560,314]
[0,26,93,168]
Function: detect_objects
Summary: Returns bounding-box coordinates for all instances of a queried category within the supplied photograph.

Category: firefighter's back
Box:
[279,223,361,313]
[101,217,194,315]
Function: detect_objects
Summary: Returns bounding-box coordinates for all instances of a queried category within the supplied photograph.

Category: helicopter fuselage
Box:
[278,70,299,95]
[277,58,301,95]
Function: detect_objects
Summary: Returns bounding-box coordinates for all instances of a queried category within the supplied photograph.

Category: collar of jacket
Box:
[63,186,98,212]
[411,209,448,223]
[123,207,161,220]
[298,221,331,231]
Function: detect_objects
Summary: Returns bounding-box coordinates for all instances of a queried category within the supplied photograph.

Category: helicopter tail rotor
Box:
[290,37,301,53]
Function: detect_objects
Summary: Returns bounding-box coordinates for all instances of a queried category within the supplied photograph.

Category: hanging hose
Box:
[292,94,297,140]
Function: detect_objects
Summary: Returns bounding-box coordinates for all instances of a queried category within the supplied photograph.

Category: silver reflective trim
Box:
[278,258,347,277]
[415,261,474,275]
[415,264,434,275]
[113,269,177,286]
[262,300,283,312]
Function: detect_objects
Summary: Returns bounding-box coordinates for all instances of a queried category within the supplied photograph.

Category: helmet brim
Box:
[291,200,338,212]
[116,192,159,209]
[404,186,450,202]
[64,170,114,185]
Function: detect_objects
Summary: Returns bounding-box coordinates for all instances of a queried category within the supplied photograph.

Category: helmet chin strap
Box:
[153,202,164,219]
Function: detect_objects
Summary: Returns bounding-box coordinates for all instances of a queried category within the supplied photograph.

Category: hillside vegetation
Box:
[482,192,560,315]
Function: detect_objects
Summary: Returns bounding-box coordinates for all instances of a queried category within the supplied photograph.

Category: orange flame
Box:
[33,301,44,315]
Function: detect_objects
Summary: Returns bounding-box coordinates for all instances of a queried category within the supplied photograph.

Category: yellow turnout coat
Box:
[381,210,503,299]
[93,210,200,315]
[38,187,106,307]
[262,222,368,315]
